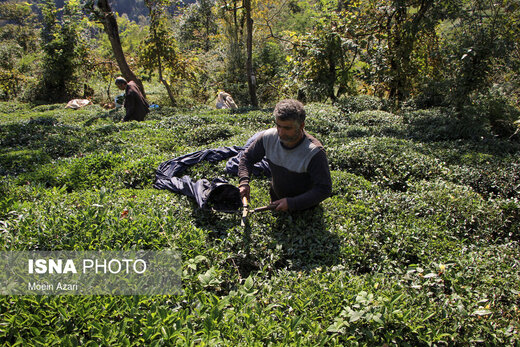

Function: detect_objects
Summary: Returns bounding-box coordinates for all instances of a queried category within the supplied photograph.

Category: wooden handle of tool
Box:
[241,196,249,227]
[253,204,277,212]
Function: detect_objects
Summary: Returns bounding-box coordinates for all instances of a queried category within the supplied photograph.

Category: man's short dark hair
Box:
[273,99,306,124]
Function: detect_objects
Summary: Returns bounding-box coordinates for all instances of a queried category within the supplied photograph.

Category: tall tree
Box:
[442,0,520,110]
[244,0,258,107]
[288,0,358,102]
[217,0,247,103]
[216,0,260,106]
[141,0,199,106]
[179,0,218,52]
[83,0,145,96]
[334,0,461,104]
[38,0,83,102]
[144,0,175,105]
[0,1,39,99]
[385,0,440,102]
[0,1,39,53]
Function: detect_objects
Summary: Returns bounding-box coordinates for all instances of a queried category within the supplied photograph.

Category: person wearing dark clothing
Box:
[238,99,332,211]
[115,77,149,122]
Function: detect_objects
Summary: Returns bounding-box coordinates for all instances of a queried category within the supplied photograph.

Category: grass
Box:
[0,100,519,345]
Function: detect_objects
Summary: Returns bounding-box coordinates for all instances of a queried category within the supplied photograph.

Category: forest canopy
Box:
[0,0,519,134]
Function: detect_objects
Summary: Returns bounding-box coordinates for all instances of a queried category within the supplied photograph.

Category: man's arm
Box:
[286,150,332,211]
[238,135,266,199]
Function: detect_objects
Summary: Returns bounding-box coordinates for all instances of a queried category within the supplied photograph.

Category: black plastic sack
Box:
[155,146,243,181]
[166,176,241,212]
[153,132,270,212]
[225,131,270,176]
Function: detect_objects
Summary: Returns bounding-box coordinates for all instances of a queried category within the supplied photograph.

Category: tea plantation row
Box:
[0,101,518,345]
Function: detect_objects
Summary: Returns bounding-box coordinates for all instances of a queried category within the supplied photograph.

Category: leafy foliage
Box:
[33,0,85,103]
[288,1,358,102]
[335,95,387,114]
[0,101,519,345]
[178,0,218,52]
[140,0,201,106]
[0,1,39,100]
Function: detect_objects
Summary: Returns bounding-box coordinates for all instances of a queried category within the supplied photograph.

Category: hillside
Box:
[0,100,519,344]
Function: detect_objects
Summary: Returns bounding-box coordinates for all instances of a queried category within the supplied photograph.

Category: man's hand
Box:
[271,198,289,212]
[239,183,250,201]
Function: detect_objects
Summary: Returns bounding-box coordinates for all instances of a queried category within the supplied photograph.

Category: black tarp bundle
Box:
[154,132,270,212]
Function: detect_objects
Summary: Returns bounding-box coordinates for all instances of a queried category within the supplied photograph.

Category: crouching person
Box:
[115,77,149,122]
[238,99,332,211]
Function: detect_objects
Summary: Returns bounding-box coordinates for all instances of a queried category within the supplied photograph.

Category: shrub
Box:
[0,149,51,176]
[405,179,504,238]
[407,80,451,109]
[117,156,161,189]
[403,108,489,141]
[19,152,124,191]
[450,159,520,199]
[226,109,274,130]
[348,110,403,127]
[155,113,207,129]
[0,69,24,100]
[335,95,387,114]
[327,137,447,190]
[188,124,236,145]
[0,101,30,114]
[34,0,83,103]
[472,91,520,138]
[497,198,520,240]
[64,152,123,190]
[305,116,342,136]
[305,103,344,121]
[30,104,63,113]
[330,171,373,198]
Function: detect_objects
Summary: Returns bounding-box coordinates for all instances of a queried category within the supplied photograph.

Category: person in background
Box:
[238,99,332,211]
[216,91,238,110]
[115,77,149,122]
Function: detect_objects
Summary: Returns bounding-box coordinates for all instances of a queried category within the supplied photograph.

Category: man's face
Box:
[116,83,126,91]
[275,117,304,147]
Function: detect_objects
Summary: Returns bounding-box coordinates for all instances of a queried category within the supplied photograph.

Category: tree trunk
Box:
[244,0,258,108]
[328,44,337,102]
[388,4,407,104]
[96,0,146,97]
[158,55,176,106]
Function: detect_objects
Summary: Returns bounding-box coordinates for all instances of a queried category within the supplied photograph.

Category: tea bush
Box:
[188,124,237,145]
[404,179,503,238]
[327,137,448,191]
[0,101,518,345]
[335,95,388,114]
[450,159,520,199]
[472,91,520,138]
[403,108,490,141]
[348,110,403,127]
[117,155,163,189]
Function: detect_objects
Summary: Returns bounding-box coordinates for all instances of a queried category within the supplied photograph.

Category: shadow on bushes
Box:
[403,109,490,142]
[190,205,342,273]
[191,206,238,238]
[335,95,388,114]
[271,207,341,270]
[82,110,122,127]
[0,117,83,176]
[327,137,447,192]
[452,160,520,200]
